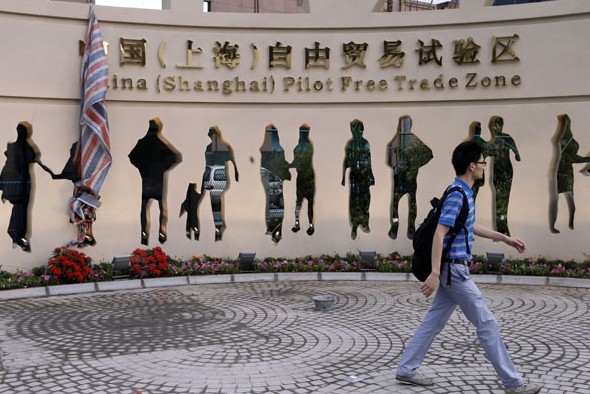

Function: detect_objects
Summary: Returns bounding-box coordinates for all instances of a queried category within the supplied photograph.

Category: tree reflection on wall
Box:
[488,116,521,236]
[341,119,374,240]
[260,124,291,243]
[549,114,590,233]
[386,115,433,240]
[289,124,315,236]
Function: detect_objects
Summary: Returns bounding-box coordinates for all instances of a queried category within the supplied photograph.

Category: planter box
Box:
[47,282,96,296]
[276,272,320,282]
[320,272,363,281]
[0,286,47,301]
[232,273,276,283]
[188,274,233,285]
[143,276,188,288]
[96,280,143,292]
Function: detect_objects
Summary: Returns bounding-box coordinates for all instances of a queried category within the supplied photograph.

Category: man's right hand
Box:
[420,272,439,297]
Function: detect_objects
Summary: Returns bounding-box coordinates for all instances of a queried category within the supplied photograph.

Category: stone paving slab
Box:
[0,280,588,393]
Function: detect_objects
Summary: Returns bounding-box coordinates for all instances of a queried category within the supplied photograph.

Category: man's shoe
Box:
[395,372,434,386]
[505,383,542,394]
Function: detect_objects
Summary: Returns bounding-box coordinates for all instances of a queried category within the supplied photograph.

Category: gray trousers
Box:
[396,263,524,389]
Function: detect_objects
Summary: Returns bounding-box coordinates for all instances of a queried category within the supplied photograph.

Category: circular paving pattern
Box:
[0,280,588,393]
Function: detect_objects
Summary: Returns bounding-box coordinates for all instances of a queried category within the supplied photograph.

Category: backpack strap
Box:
[440,186,470,286]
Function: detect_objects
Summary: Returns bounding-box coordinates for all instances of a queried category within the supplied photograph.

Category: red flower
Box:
[129,247,169,278]
[47,247,93,284]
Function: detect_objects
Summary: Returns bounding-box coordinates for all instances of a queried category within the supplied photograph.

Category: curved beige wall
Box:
[1,0,589,270]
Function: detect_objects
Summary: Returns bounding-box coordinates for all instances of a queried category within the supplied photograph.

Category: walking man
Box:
[395,141,541,394]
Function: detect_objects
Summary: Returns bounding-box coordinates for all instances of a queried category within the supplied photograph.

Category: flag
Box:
[70,4,112,246]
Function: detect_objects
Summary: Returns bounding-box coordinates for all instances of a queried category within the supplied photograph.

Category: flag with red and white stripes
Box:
[70,4,111,245]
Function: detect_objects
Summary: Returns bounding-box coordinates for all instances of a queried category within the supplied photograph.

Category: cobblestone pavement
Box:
[0,280,589,394]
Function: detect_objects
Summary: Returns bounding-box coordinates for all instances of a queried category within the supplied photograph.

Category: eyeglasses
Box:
[474,161,487,167]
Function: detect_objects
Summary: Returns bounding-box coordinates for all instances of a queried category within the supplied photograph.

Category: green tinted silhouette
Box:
[260,124,291,243]
[290,124,315,236]
[488,116,521,236]
[342,119,375,240]
[549,114,590,233]
[200,126,239,242]
[466,121,491,200]
[386,115,433,240]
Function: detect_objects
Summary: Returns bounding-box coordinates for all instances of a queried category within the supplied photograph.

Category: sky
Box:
[96,0,162,9]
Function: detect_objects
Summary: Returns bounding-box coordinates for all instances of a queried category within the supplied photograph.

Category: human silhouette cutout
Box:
[488,116,521,236]
[41,141,97,246]
[180,182,201,240]
[128,118,181,245]
[467,121,491,200]
[549,114,590,233]
[48,142,81,182]
[200,126,239,241]
[289,124,315,236]
[386,115,433,240]
[342,119,374,240]
[0,122,43,252]
[260,124,291,243]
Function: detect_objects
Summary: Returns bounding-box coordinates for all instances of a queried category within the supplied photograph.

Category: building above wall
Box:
[493,0,555,5]
[374,0,459,12]
[210,0,308,13]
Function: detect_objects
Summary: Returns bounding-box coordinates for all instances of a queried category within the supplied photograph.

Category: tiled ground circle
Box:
[0,280,588,393]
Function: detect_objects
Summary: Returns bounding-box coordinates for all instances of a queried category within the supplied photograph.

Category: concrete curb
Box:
[548,277,590,288]
[276,272,320,282]
[143,276,189,288]
[1,273,589,301]
[471,274,499,284]
[96,279,143,292]
[47,282,97,297]
[188,274,233,285]
[232,273,276,283]
[0,286,47,300]
[364,272,410,282]
[320,272,363,281]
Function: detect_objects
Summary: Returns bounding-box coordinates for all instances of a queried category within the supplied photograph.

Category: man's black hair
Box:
[452,141,483,175]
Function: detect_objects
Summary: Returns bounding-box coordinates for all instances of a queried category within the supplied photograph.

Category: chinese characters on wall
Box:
[82,34,522,95]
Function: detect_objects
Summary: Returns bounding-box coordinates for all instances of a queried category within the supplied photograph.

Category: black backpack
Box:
[411,186,470,285]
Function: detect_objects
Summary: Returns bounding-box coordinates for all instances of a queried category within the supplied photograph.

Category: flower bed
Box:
[166,255,239,276]
[1,249,589,291]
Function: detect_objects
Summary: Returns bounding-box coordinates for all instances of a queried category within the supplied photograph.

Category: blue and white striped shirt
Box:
[438,178,475,260]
